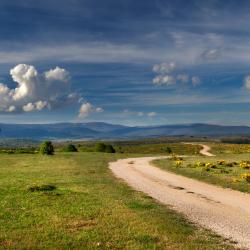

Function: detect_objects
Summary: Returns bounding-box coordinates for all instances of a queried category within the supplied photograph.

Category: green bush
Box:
[105,144,116,153]
[95,142,106,152]
[165,147,172,153]
[39,141,54,155]
[63,144,78,152]
[95,142,116,153]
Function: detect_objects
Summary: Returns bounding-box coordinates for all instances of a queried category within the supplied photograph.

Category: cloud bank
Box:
[152,62,201,87]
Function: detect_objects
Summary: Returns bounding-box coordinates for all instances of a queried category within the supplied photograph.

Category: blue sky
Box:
[0,0,250,125]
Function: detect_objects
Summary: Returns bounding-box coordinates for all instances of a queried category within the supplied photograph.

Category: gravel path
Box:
[109,156,250,249]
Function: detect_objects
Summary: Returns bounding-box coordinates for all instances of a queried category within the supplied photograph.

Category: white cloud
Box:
[244,76,250,89]
[78,102,104,119]
[153,62,178,74]
[201,48,220,60]
[0,64,79,113]
[7,105,16,112]
[122,109,159,119]
[147,112,157,117]
[23,101,48,112]
[78,102,93,118]
[152,62,201,87]
[23,103,35,112]
[153,75,176,85]
[96,107,104,113]
[191,76,201,86]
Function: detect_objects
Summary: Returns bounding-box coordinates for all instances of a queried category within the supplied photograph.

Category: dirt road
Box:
[199,144,215,156]
[109,157,250,249]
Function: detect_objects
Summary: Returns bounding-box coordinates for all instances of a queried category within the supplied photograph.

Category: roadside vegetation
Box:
[77,141,201,155]
[0,151,235,249]
[155,153,250,193]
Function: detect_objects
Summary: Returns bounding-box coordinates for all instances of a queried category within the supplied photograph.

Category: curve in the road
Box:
[109,157,250,249]
[199,144,215,156]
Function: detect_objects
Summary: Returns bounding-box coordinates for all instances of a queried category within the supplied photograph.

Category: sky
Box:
[1,0,250,125]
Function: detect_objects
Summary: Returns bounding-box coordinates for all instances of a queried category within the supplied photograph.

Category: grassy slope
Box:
[0,152,235,249]
[77,142,202,155]
[154,154,250,193]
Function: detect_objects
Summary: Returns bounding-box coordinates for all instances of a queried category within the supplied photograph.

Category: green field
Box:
[0,152,235,249]
[76,141,202,155]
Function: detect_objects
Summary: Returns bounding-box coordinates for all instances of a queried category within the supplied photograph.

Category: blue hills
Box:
[1,122,250,140]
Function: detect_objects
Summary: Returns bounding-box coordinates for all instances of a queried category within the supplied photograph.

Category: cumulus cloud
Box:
[153,75,176,85]
[0,64,79,113]
[152,62,201,87]
[153,62,178,74]
[78,102,104,118]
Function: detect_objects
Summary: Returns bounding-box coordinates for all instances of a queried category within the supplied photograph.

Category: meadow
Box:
[154,144,250,193]
[0,149,236,249]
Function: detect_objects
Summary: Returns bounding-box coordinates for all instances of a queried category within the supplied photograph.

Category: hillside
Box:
[1,123,250,140]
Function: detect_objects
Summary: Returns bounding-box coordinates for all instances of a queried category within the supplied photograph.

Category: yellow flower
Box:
[217,160,226,165]
[241,173,250,182]
[240,161,250,169]
[175,160,182,167]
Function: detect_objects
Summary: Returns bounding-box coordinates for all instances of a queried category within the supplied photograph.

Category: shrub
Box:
[240,161,250,169]
[105,144,116,153]
[165,147,172,154]
[39,141,54,155]
[175,160,182,167]
[217,160,226,165]
[28,184,56,192]
[64,144,78,152]
[195,161,205,167]
[95,142,106,152]
[95,142,116,153]
[241,173,250,182]
[225,162,235,167]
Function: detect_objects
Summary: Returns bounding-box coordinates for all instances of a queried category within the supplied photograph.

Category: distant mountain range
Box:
[1,122,250,140]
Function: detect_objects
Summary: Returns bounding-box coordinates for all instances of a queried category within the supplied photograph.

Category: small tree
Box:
[64,144,78,152]
[165,147,172,154]
[95,142,106,152]
[40,141,54,155]
[105,144,116,153]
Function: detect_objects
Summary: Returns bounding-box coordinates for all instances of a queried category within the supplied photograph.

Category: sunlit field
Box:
[154,144,250,193]
[0,149,235,250]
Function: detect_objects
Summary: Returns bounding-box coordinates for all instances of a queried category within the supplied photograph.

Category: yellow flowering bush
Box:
[195,161,205,167]
[241,173,250,182]
[205,163,213,168]
[240,161,250,169]
[170,153,183,161]
[175,160,182,167]
[217,160,226,165]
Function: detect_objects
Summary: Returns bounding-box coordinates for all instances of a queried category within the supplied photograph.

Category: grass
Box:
[0,152,235,249]
[78,142,202,155]
[207,143,250,154]
[154,153,250,193]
